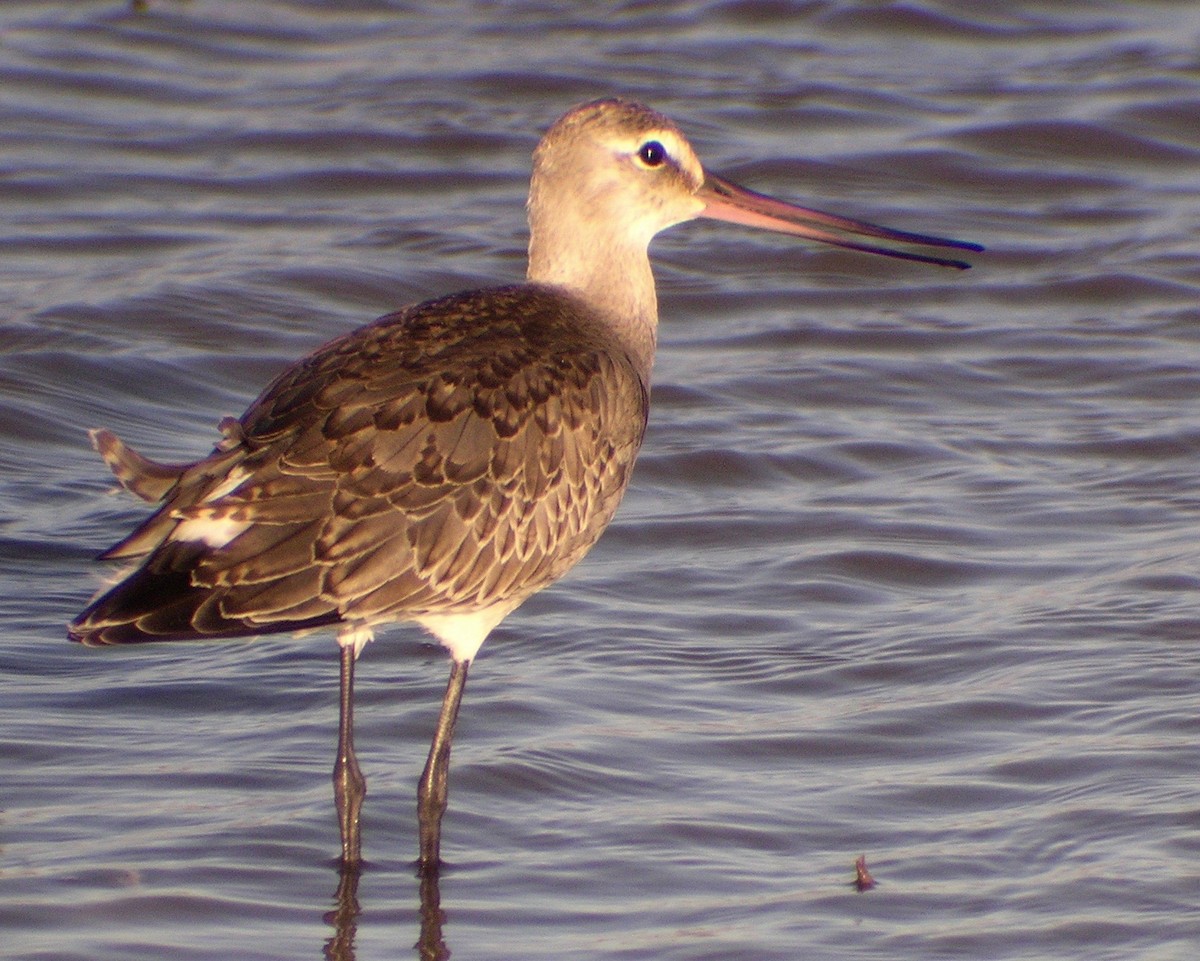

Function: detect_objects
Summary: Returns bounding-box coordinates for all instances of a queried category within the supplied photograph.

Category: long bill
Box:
[698,173,983,270]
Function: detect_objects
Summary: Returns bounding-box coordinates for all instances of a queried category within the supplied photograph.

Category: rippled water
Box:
[3,2,1200,959]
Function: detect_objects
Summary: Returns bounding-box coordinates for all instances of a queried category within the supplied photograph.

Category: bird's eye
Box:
[637,140,667,168]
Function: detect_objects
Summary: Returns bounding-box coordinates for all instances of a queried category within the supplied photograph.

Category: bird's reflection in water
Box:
[322,861,450,961]
[322,863,361,961]
[415,870,451,961]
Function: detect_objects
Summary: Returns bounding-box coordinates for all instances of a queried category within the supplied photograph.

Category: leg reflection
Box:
[321,858,452,961]
[415,868,449,961]
[323,861,362,961]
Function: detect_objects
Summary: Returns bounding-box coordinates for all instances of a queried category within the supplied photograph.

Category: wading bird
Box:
[70,98,980,872]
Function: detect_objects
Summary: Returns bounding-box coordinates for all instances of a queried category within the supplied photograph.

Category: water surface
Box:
[2,2,1199,959]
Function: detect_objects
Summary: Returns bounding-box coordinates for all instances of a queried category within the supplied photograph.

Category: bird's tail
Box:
[89,428,188,503]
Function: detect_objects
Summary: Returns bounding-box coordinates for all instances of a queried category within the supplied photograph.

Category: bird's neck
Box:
[526,199,658,382]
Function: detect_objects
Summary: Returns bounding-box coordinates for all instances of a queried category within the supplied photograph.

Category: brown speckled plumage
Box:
[67,98,976,872]
[71,285,647,645]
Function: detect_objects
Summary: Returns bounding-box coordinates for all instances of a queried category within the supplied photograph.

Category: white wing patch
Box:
[169,468,252,549]
[171,514,251,549]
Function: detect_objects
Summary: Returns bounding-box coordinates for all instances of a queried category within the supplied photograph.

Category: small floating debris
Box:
[853,855,877,892]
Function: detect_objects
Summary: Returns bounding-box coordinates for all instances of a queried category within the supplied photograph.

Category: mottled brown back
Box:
[70,284,648,645]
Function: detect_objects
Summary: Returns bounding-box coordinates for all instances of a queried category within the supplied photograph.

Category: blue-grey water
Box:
[3,2,1200,959]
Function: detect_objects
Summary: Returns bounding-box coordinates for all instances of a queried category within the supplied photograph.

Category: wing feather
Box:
[70,285,648,645]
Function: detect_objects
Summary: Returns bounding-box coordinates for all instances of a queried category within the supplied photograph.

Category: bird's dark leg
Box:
[417,658,469,875]
[333,643,367,869]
